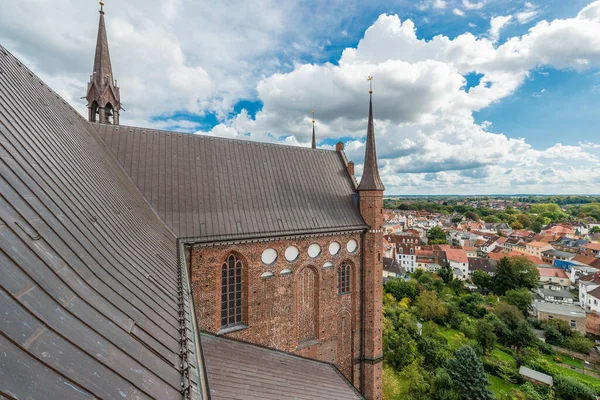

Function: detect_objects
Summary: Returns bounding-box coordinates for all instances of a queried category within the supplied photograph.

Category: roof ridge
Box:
[92,122,340,153]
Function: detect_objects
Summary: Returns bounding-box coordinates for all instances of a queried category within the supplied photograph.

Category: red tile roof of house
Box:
[487,251,546,264]
[537,268,568,279]
[583,243,600,251]
[573,254,599,266]
[527,241,551,248]
[446,249,469,263]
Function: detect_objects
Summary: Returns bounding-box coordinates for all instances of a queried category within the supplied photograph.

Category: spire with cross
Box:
[311,110,316,149]
[357,76,384,191]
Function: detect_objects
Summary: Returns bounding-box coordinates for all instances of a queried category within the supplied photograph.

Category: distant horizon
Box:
[384,194,600,197]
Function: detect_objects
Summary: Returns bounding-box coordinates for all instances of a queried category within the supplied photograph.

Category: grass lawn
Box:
[438,326,474,349]
[542,353,582,369]
[488,375,518,397]
[492,348,515,363]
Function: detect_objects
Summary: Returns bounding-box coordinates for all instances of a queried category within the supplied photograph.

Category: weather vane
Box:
[367,76,373,94]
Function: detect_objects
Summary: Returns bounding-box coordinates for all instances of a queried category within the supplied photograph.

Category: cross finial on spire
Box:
[367,76,373,94]
[311,109,316,149]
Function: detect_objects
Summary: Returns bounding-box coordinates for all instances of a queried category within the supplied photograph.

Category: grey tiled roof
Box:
[0,44,368,399]
[201,333,363,400]
[0,45,201,399]
[94,124,367,240]
[519,366,553,386]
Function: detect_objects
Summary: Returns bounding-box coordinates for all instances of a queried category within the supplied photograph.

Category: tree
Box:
[385,278,418,301]
[554,375,597,400]
[492,302,535,349]
[484,215,501,223]
[447,346,492,400]
[472,270,493,292]
[415,290,448,321]
[475,320,497,355]
[418,336,452,369]
[503,288,534,316]
[517,214,532,228]
[591,226,600,234]
[427,226,448,244]
[510,221,524,230]
[383,325,417,370]
[465,211,479,221]
[437,264,454,284]
[400,361,432,399]
[564,336,595,354]
[492,257,539,295]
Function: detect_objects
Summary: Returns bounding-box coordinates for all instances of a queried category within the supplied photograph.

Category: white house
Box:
[568,264,598,284]
[579,272,600,312]
[446,249,469,279]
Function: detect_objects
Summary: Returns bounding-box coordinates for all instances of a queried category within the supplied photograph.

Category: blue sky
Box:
[2,0,600,194]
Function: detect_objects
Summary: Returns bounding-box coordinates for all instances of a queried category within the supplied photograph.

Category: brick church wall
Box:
[190,233,363,383]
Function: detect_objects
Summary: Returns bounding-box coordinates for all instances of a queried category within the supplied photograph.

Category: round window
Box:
[346,239,358,253]
[261,248,278,265]
[329,241,341,256]
[284,246,300,262]
[308,243,321,259]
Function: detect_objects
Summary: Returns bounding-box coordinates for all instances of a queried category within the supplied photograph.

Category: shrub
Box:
[554,375,597,400]
[563,336,595,354]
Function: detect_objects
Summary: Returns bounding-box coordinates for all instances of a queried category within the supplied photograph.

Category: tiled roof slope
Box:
[0,46,201,399]
[94,124,367,240]
[200,333,363,400]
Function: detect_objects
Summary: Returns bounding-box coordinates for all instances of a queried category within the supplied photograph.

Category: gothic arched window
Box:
[221,254,243,328]
[338,262,351,295]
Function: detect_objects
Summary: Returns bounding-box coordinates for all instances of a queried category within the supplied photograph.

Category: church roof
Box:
[200,333,363,400]
[0,44,366,399]
[94,124,366,241]
[0,45,203,399]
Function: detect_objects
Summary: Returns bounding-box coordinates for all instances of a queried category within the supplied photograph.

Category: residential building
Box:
[551,236,588,253]
[582,242,600,257]
[415,250,444,273]
[383,257,404,281]
[446,249,469,279]
[468,258,498,277]
[579,272,600,312]
[568,264,599,284]
[532,302,587,334]
[572,254,600,269]
[396,243,418,273]
[541,249,575,264]
[525,241,553,259]
[537,268,570,290]
[535,288,574,304]
[464,246,477,258]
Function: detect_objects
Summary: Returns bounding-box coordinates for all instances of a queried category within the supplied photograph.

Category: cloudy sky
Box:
[2,0,600,195]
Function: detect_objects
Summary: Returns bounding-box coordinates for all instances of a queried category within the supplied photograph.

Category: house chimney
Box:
[336,141,344,152]
[347,161,355,176]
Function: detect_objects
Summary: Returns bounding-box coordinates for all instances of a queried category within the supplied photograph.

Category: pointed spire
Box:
[86,1,121,124]
[311,110,316,149]
[357,76,385,191]
[93,1,113,87]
